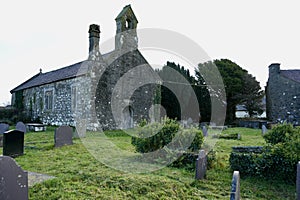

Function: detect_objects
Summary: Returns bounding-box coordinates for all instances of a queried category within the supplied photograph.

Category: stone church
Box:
[10,5,159,130]
[266,63,300,125]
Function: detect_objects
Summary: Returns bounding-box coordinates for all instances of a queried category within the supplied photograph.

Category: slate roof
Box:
[11,61,87,93]
[281,70,300,83]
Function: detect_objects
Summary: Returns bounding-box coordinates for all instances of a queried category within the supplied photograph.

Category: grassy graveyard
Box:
[1,126,296,199]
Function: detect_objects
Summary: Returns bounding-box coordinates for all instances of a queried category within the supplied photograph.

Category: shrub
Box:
[132,118,203,154]
[263,123,295,145]
[229,152,261,176]
[230,124,300,182]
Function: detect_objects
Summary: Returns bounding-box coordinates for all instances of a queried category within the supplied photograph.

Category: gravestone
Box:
[0,156,28,200]
[0,123,8,147]
[195,150,207,180]
[0,123,9,134]
[202,126,208,137]
[230,171,240,200]
[3,130,25,157]
[237,133,241,140]
[261,125,267,135]
[16,122,26,133]
[297,162,300,200]
[54,125,73,147]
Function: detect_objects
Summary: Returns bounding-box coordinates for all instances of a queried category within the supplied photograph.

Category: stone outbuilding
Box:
[10,5,159,130]
[266,63,300,125]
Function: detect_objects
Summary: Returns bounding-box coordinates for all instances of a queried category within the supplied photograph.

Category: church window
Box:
[44,89,54,110]
[71,86,77,111]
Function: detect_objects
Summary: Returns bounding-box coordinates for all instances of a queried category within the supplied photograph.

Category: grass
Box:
[2,127,296,199]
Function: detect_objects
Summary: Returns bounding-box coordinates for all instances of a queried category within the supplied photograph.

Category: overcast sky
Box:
[1,1,299,106]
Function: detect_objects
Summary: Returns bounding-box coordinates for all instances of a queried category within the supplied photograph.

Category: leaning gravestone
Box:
[202,126,208,137]
[297,162,300,200]
[3,130,25,157]
[0,156,28,200]
[16,122,27,133]
[195,150,207,180]
[54,126,73,147]
[0,123,9,147]
[230,171,240,200]
[262,125,267,135]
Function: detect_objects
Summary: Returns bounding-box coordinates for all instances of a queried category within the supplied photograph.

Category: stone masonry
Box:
[266,63,300,124]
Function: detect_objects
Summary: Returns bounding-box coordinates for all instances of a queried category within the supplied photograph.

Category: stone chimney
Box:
[268,63,280,75]
[89,24,100,53]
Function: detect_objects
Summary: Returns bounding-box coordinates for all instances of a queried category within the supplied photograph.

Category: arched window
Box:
[125,18,132,29]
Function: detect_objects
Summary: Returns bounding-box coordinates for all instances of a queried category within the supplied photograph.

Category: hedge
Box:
[229,124,300,183]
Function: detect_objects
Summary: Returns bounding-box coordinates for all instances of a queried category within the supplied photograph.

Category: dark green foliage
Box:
[170,152,198,170]
[15,90,24,110]
[157,61,211,122]
[197,59,263,124]
[131,118,203,154]
[229,152,261,176]
[230,124,300,182]
[263,123,295,145]
[132,118,179,153]
[0,107,33,125]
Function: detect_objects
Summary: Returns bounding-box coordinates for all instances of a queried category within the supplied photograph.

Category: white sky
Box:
[1,0,300,106]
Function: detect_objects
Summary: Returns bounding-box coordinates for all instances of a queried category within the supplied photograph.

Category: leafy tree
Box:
[197,59,263,123]
[157,62,211,122]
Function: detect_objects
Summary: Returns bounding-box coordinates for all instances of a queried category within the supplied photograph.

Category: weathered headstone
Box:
[54,125,73,147]
[16,122,27,133]
[297,161,300,200]
[195,150,207,180]
[0,156,28,200]
[0,123,8,147]
[0,123,9,134]
[230,171,240,200]
[237,133,241,140]
[262,125,267,135]
[202,126,208,137]
[3,130,25,157]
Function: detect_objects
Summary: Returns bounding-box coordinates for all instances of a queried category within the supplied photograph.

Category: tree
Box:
[157,62,211,122]
[197,59,263,124]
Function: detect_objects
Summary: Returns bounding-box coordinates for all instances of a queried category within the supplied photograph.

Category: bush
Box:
[132,118,203,154]
[263,123,295,145]
[229,152,261,176]
[230,124,300,182]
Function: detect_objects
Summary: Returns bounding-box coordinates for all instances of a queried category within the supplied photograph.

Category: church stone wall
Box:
[266,64,300,124]
[22,76,89,126]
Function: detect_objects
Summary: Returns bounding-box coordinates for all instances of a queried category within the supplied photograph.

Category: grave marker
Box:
[0,123,9,134]
[262,125,267,135]
[202,126,208,137]
[3,130,24,157]
[195,150,207,180]
[16,122,26,133]
[0,156,28,200]
[230,171,240,200]
[54,126,73,147]
[0,123,8,147]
